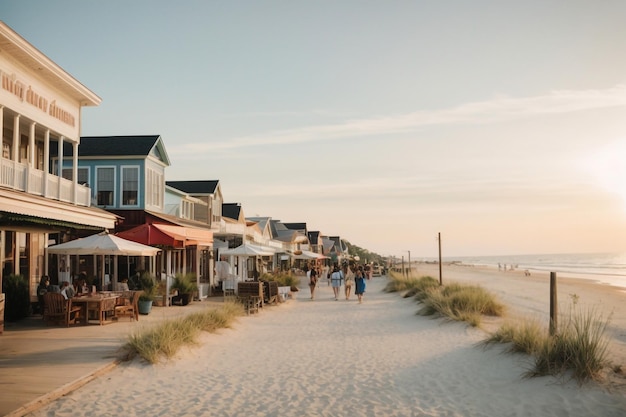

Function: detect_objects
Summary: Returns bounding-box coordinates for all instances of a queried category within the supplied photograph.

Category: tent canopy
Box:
[47,232,161,256]
[221,244,274,257]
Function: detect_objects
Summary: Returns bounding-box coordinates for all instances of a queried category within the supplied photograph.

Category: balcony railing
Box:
[0,157,91,207]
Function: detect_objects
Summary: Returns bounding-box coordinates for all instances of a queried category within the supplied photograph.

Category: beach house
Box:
[60,135,213,293]
[0,22,118,326]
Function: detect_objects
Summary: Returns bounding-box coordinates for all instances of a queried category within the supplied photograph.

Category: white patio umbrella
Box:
[47,232,161,290]
[46,231,161,256]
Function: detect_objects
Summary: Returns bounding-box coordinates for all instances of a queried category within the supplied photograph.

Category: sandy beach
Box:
[26,265,626,417]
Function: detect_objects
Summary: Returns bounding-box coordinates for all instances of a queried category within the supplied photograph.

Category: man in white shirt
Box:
[60,281,75,300]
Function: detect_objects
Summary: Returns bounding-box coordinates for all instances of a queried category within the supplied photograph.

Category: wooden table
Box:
[71,293,120,325]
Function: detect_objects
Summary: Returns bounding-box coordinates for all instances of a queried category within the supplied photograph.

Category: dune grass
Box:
[122,301,245,364]
[385,272,505,327]
[482,306,611,384]
[417,283,505,327]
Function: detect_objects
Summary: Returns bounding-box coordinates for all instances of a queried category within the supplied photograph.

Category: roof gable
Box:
[74,135,171,165]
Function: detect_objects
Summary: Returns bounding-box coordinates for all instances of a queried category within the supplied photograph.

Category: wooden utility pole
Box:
[549,272,557,336]
[438,232,442,285]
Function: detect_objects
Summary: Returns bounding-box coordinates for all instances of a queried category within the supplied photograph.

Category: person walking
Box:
[309,265,318,300]
[355,266,366,304]
[344,264,354,300]
[330,265,343,301]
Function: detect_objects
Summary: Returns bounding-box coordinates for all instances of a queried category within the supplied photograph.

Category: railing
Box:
[0,157,91,207]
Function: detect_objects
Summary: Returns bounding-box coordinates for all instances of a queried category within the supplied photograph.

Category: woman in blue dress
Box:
[354,265,366,304]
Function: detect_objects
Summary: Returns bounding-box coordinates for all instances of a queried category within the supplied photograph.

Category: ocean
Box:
[441,252,626,289]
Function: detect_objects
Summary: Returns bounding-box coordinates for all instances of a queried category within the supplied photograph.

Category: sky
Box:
[3,1,626,259]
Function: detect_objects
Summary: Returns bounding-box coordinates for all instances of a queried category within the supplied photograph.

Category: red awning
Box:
[153,224,213,247]
[116,223,212,248]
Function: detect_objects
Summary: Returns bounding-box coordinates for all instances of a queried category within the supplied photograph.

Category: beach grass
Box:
[385,272,505,327]
[416,282,505,327]
[122,300,245,364]
[527,306,611,383]
[482,306,611,383]
[384,272,439,298]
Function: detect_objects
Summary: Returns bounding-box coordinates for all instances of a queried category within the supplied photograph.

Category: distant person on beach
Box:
[344,264,354,300]
[355,266,366,303]
[309,266,318,300]
[330,265,344,301]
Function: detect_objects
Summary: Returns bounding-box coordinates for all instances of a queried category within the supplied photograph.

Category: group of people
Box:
[307,262,369,303]
[36,273,94,314]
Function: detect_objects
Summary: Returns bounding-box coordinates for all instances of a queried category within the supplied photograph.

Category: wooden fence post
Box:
[549,272,557,336]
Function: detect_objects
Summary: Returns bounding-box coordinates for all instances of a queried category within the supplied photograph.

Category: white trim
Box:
[0,188,116,229]
[95,165,116,207]
[120,165,140,207]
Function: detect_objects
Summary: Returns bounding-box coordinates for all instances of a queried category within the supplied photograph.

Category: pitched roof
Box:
[166,180,219,195]
[283,222,307,232]
[77,135,163,157]
[222,203,242,220]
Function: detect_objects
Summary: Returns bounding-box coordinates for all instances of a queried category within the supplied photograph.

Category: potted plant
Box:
[152,280,167,307]
[170,273,198,306]
[138,272,156,314]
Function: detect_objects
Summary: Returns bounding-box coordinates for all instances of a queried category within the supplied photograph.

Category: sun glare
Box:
[584,140,626,207]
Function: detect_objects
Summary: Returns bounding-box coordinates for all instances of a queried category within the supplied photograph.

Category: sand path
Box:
[28,275,626,417]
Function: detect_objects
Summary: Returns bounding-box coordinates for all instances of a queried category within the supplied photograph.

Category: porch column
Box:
[28,122,35,167]
[43,129,50,196]
[57,136,63,199]
[26,122,35,191]
[12,114,19,185]
[72,141,78,205]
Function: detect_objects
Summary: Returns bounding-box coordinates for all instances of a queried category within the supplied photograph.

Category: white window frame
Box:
[96,166,116,207]
[120,165,140,207]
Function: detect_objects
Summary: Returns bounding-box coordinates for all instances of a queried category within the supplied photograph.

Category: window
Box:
[62,167,89,185]
[96,167,115,206]
[121,166,139,206]
[146,167,163,208]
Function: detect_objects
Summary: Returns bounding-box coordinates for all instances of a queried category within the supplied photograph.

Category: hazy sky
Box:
[3,1,626,258]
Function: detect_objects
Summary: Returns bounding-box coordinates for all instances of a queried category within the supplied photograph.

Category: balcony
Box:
[0,157,90,206]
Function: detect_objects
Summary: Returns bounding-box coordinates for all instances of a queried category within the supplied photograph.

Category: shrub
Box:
[170,273,198,294]
[2,274,30,321]
[261,271,299,288]
[138,272,157,302]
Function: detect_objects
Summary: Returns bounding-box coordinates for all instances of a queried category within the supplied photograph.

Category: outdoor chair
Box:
[43,292,81,326]
[115,291,141,321]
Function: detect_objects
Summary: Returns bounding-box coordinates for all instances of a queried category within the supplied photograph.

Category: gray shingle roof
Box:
[76,135,162,157]
[166,180,219,194]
